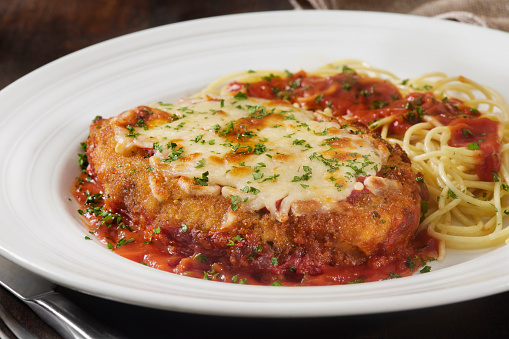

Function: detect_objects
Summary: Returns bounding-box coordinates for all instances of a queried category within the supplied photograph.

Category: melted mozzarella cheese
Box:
[113,96,389,222]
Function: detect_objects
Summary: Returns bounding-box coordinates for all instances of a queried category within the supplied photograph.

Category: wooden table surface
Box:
[2,1,509,338]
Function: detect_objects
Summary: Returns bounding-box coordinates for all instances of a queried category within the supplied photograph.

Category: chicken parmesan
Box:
[75,93,435,286]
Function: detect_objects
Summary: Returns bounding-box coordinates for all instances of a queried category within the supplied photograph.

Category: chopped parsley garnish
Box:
[341,65,354,74]
[153,142,163,153]
[116,237,135,248]
[261,174,280,182]
[284,70,294,77]
[309,152,340,173]
[192,134,204,143]
[193,253,208,263]
[241,186,260,195]
[237,130,257,139]
[314,94,324,103]
[253,162,266,172]
[125,125,139,138]
[194,171,209,186]
[348,277,366,284]
[134,118,148,130]
[291,166,312,182]
[313,128,329,136]
[234,92,248,100]
[461,128,474,138]
[386,272,402,279]
[230,195,243,211]
[247,105,269,119]
[420,266,431,273]
[181,223,188,232]
[468,142,480,150]
[447,189,458,199]
[85,191,103,205]
[195,158,206,168]
[405,257,416,269]
[420,201,429,222]
[253,173,264,180]
[162,142,184,162]
[254,143,267,155]
[78,153,88,172]
[262,73,280,81]
[227,234,244,246]
[221,121,235,136]
[174,122,186,130]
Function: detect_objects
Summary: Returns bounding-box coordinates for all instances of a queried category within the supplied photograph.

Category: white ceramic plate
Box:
[1,10,509,317]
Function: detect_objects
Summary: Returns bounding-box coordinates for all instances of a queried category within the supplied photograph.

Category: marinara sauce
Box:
[449,117,501,182]
[73,173,439,286]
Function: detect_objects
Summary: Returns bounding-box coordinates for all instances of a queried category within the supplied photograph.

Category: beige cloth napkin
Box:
[290,0,509,32]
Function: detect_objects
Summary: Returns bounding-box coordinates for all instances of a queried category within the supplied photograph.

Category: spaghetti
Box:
[197,60,509,255]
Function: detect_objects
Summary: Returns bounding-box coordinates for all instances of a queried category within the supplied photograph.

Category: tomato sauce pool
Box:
[73,173,439,286]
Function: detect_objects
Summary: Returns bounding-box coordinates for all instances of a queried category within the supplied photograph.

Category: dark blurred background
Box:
[0,0,292,90]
